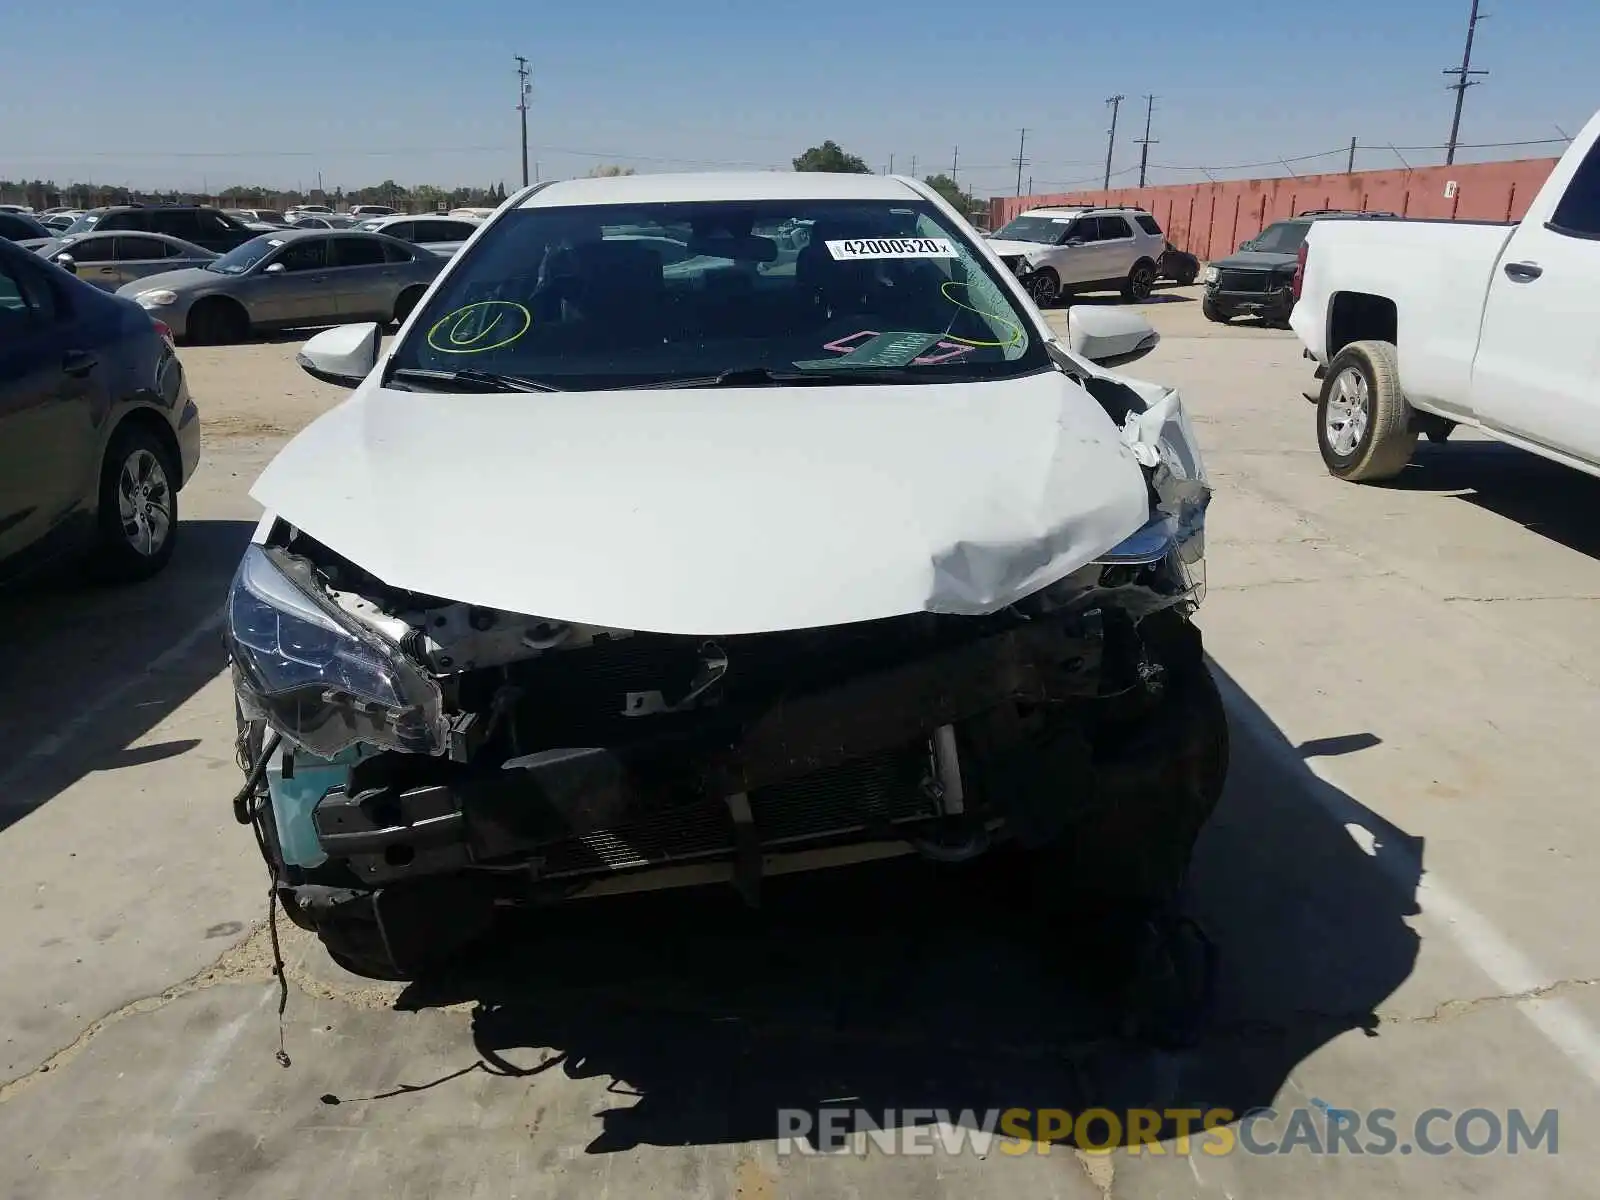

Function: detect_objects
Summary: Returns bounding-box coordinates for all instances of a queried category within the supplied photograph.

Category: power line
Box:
[1443,0,1490,166]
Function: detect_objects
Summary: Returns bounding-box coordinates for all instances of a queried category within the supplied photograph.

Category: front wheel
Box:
[1317,339,1417,482]
[93,422,178,582]
[1024,267,1060,307]
[1175,265,1198,286]
[392,286,426,327]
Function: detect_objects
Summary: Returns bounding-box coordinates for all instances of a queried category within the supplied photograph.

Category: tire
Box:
[392,286,425,326]
[1121,259,1157,302]
[1024,267,1060,307]
[1175,265,1198,286]
[92,421,178,583]
[1317,339,1417,482]
[1201,295,1231,324]
[187,297,249,345]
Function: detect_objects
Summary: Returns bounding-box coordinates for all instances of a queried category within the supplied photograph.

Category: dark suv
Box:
[60,205,257,254]
[1201,209,1398,326]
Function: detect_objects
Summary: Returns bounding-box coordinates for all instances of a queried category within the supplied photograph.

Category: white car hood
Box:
[985,239,1052,259]
[250,371,1152,636]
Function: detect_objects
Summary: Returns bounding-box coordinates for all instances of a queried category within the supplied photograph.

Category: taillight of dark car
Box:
[151,318,175,348]
[1291,243,1309,300]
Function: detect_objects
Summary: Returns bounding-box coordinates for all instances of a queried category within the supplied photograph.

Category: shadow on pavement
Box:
[0,517,253,831]
[387,658,1421,1154]
[1390,439,1600,562]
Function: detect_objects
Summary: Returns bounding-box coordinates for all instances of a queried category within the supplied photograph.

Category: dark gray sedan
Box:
[116,229,445,344]
[33,232,217,292]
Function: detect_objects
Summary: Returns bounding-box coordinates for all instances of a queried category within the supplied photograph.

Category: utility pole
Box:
[1443,0,1489,165]
[515,55,532,186]
[1103,94,1125,190]
[1134,94,1157,189]
[1347,137,1357,173]
[1013,128,1029,196]
[888,153,895,175]
[951,146,959,182]
[910,154,917,179]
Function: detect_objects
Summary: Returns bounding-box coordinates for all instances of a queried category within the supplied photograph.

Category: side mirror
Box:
[1064,237,1085,247]
[1065,306,1160,369]
[263,262,286,276]
[296,322,381,388]
[54,254,77,274]
[1238,241,1255,252]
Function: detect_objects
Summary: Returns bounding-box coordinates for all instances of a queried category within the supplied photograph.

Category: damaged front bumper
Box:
[233,381,1217,919]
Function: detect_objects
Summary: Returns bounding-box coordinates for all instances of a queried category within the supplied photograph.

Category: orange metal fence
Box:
[988,157,1559,261]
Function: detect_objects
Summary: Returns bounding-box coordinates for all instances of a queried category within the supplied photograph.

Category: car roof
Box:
[519,171,927,209]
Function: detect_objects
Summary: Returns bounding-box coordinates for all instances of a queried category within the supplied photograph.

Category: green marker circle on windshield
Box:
[426,300,532,355]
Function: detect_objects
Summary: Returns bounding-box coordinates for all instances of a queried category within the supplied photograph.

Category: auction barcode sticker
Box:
[825,237,957,261]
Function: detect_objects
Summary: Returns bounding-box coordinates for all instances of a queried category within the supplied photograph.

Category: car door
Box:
[380,220,418,244]
[0,252,104,573]
[1052,217,1100,285]
[326,234,397,320]
[1093,215,1137,281]
[253,236,335,326]
[1469,133,1600,464]
[148,208,204,249]
[114,235,183,289]
[61,235,122,290]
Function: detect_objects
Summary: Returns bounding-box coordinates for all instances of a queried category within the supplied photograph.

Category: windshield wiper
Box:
[627,365,958,390]
[388,367,564,393]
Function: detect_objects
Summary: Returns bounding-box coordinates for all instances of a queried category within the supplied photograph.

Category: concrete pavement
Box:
[2,286,1598,1197]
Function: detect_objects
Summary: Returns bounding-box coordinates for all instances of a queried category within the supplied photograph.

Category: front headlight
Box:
[136,290,177,306]
[226,545,447,758]
[1202,266,1218,285]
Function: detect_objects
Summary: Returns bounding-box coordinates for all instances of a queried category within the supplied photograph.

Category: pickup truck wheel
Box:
[1317,339,1417,482]
[1024,268,1060,307]
[1201,295,1230,324]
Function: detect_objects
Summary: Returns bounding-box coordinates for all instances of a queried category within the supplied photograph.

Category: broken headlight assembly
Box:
[226,544,448,758]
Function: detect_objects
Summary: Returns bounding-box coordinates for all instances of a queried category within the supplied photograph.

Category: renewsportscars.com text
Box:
[775,1106,1558,1157]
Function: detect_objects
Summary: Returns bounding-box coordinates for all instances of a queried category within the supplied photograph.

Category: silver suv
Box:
[988,205,1167,306]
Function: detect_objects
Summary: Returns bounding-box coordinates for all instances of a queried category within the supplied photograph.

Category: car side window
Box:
[330,236,386,268]
[148,210,192,238]
[275,240,328,271]
[116,236,169,260]
[1064,217,1100,244]
[381,240,415,264]
[1550,140,1600,238]
[1099,216,1133,240]
[383,221,417,242]
[198,210,237,233]
[1136,214,1162,236]
[67,237,115,264]
[101,210,146,232]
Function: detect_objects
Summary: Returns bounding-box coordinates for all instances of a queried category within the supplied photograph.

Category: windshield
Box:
[388,199,1047,391]
[1250,222,1311,254]
[992,215,1072,244]
[207,234,282,274]
[62,211,104,237]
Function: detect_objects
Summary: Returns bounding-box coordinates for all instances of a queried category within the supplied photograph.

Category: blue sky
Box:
[2,0,1593,197]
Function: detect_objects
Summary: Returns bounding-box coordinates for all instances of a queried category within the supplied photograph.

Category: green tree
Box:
[585,164,637,177]
[792,141,873,174]
[923,173,978,216]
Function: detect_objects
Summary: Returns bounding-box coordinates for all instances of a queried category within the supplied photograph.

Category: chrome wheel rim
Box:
[117,448,172,557]
[1027,272,1057,305]
[1325,367,1370,457]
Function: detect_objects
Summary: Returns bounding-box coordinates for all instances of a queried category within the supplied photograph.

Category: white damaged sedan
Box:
[227,171,1226,987]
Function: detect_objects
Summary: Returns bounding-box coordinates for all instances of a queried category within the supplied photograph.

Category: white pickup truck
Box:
[1290,108,1600,483]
